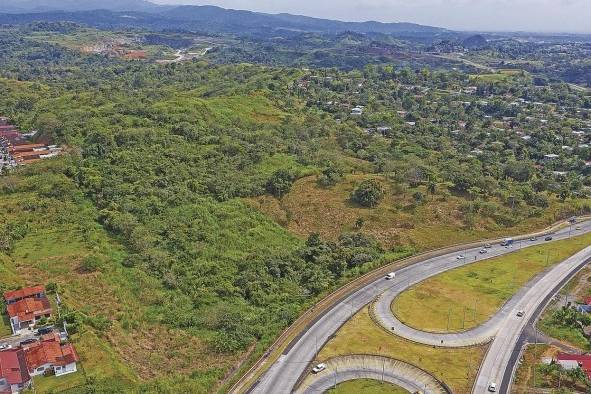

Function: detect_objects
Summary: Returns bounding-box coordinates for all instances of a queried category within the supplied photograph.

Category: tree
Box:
[351,180,384,208]
[266,169,295,199]
[318,163,344,187]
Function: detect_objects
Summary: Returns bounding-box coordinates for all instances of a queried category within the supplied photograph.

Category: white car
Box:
[516,310,524,317]
[0,343,11,351]
[312,363,327,373]
[488,382,497,392]
[385,272,396,280]
[479,249,488,254]
[456,255,465,260]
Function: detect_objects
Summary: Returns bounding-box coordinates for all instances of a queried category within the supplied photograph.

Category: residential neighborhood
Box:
[0,286,80,394]
[0,117,61,173]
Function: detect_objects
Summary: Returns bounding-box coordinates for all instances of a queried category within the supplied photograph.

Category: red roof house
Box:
[4,286,51,335]
[0,349,31,394]
[556,353,591,379]
[4,286,46,304]
[22,335,80,377]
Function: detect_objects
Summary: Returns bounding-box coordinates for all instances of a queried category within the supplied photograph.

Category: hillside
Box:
[0,21,590,394]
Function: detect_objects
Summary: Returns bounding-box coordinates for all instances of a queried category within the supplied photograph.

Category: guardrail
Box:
[229,216,590,394]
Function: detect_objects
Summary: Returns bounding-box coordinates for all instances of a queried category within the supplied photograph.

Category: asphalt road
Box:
[482,249,591,394]
[295,355,448,394]
[249,220,591,394]
[371,226,591,346]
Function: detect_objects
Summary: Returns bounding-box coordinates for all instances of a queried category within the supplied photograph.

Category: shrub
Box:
[351,179,383,208]
[80,255,102,273]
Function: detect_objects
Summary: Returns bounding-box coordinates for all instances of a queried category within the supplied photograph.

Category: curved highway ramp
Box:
[295,355,449,394]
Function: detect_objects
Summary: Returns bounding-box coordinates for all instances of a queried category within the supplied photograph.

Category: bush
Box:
[266,169,295,198]
[351,179,384,208]
[80,255,102,273]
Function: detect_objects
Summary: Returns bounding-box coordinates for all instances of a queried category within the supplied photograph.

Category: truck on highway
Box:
[500,238,514,246]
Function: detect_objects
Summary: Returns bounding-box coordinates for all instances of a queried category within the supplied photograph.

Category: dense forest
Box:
[0,24,590,392]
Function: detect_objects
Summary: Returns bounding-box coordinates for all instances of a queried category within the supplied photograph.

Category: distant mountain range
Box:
[0,0,162,13]
[0,1,449,36]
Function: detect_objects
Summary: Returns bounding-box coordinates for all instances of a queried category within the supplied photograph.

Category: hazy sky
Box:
[152,0,591,33]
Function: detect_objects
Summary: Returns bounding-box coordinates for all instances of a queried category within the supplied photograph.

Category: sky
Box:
[152,0,591,33]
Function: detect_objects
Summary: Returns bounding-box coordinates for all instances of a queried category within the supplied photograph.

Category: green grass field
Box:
[326,379,408,394]
[319,307,485,394]
[393,231,591,332]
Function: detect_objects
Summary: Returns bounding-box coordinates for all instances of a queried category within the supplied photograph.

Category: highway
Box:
[475,246,591,393]
[295,355,449,394]
[371,229,590,346]
[247,220,591,394]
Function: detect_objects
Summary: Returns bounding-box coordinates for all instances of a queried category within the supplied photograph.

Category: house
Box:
[22,334,79,377]
[555,353,591,379]
[4,286,46,305]
[0,349,31,394]
[543,154,560,161]
[576,304,591,314]
[4,286,52,335]
[350,107,363,116]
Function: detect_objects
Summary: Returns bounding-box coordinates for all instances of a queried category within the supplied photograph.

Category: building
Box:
[4,286,52,335]
[0,349,31,394]
[555,353,591,379]
[350,107,363,116]
[22,334,79,377]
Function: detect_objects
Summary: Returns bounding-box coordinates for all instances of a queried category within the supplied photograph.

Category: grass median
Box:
[392,231,591,333]
[326,379,407,394]
[318,307,486,394]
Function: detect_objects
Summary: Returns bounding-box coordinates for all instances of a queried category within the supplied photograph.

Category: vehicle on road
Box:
[530,236,537,241]
[312,363,327,373]
[385,272,396,280]
[488,382,497,392]
[545,236,553,241]
[479,249,488,254]
[516,310,524,317]
[500,238,514,246]
[484,243,492,249]
[456,254,465,260]
[576,226,582,230]
[0,343,11,350]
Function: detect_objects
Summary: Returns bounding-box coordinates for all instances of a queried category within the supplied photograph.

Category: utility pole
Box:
[334,366,337,389]
[447,307,452,331]
[462,306,467,329]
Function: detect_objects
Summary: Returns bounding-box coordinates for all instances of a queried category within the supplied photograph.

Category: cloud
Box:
[152,0,591,32]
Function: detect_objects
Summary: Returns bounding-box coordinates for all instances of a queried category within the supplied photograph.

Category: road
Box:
[295,355,448,394]
[248,220,591,394]
[478,247,591,393]
[372,231,588,347]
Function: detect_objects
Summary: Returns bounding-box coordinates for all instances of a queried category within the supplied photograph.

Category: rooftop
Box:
[0,348,30,385]
[4,286,45,302]
[6,297,52,322]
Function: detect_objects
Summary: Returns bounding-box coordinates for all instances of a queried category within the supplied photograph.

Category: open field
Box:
[393,231,591,333]
[326,379,407,394]
[248,173,588,251]
[0,170,244,392]
[318,307,486,394]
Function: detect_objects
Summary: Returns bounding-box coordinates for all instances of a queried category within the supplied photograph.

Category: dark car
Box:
[19,338,37,346]
[545,236,553,241]
[35,326,54,336]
